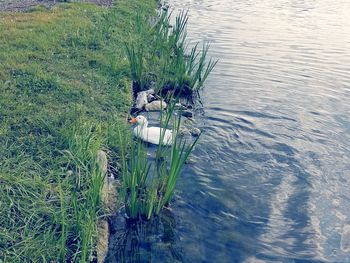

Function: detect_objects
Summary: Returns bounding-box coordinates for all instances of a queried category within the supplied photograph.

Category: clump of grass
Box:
[125,9,218,97]
[169,42,218,92]
[157,10,218,94]
[156,115,199,210]
[0,171,59,262]
[61,121,105,261]
[0,119,106,262]
[125,43,145,93]
[119,100,199,221]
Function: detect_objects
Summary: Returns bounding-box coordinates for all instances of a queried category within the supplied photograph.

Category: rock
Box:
[183,118,194,125]
[95,150,118,263]
[181,110,193,118]
[145,100,167,111]
[190,127,201,137]
[97,150,108,175]
[174,103,187,110]
[178,126,191,136]
[96,219,109,263]
[101,177,119,214]
[96,150,119,214]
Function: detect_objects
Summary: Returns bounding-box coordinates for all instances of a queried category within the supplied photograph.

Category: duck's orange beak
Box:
[128,117,137,124]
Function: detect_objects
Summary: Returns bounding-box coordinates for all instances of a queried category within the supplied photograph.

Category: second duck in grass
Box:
[129,115,173,146]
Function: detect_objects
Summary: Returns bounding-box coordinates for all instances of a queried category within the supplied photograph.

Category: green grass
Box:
[0,1,156,261]
[120,100,199,221]
[0,1,211,261]
[125,9,218,95]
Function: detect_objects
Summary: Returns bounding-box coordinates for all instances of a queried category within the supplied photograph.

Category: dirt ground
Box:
[0,0,113,12]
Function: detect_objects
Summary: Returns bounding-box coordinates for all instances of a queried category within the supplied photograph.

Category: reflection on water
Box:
[108,0,350,262]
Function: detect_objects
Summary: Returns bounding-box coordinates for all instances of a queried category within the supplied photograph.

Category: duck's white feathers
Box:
[132,116,173,146]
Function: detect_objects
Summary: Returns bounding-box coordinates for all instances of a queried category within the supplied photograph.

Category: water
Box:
[107,1,350,262]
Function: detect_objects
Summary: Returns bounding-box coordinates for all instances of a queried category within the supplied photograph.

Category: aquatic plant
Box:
[156,116,199,212]
[118,128,151,220]
[119,100,199,221]
[125,43,145,92]
[190,43,218,90]
[125,9,217,96]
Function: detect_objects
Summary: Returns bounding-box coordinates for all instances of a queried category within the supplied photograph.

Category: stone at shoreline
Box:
[97,149,119,213]
[181,110,193,118]
[174,103,187,110]
[96,150,119,263]
[97,150,108,174]
[184,118,194,125]
[178,126,191,136]
[96,219,109,263]
[102,177,119,213]
[135,89,155,110]
[190,127,201,137]
[145,100,167,111]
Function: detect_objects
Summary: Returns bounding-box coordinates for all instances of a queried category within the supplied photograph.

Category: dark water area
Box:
[107,0,350,262]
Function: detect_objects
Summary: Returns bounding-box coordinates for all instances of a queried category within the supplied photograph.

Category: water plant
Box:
[125,9,218,96]
[119,100,199,221]
[156,116,199,210]
[125,43,145,93]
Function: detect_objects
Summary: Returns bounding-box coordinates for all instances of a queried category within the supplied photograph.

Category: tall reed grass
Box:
[119,100,199,221]
[125,9,218,95]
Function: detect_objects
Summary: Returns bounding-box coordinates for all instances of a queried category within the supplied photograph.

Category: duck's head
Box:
[128,115,148,126]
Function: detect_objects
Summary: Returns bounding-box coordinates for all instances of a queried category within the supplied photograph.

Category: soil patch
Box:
[0,0,113,12]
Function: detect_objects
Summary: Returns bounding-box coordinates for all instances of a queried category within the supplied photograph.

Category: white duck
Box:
[129,115,173,146]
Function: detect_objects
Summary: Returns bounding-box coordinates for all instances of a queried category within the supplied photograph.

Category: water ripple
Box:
[169,0,350,261]
[108,0,350,261]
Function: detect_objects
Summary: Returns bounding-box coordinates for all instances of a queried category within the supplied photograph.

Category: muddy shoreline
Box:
[0,0,113,12]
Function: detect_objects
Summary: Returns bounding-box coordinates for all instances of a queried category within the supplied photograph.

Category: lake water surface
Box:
[107,0,350,262]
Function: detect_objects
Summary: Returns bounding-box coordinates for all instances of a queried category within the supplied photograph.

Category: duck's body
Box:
[130,116,173,146]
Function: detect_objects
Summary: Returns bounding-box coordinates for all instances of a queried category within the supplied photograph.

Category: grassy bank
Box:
[0,1,156,261]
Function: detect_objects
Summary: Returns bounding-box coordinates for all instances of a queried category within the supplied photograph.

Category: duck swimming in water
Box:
[129,115,173,146]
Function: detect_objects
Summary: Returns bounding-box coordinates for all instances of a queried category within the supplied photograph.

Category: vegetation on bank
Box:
[0,0,215,261]
[125,9,218,98]
[121,101,199,221]
[119,4,218,221]
[0,1,155,261]
[119,6,216,221]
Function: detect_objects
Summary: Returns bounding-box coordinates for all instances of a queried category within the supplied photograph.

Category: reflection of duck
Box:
[129,115,173,146]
